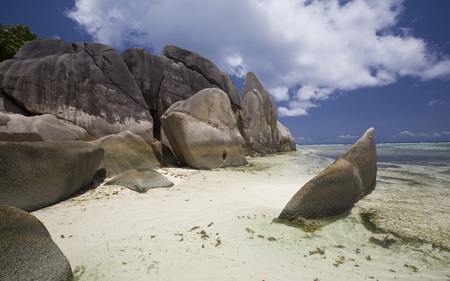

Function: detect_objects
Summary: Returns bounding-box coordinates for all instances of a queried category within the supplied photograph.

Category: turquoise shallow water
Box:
[296,142,450,249]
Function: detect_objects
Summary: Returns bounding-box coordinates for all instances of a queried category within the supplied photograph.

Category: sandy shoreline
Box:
[32,153,450,280]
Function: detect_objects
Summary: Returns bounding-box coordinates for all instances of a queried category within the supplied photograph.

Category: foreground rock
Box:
[0,205,73,281]
[90,130,160,177]
[0,112,89,141]
[239,72,296,155]
[105,168,174,193]
[279,128,377,221]
[0,39,153,142]
[161,88,247,169]
[0,141,104,211]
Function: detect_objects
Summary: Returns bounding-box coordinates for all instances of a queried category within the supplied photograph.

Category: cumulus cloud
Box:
[66,0,450,116]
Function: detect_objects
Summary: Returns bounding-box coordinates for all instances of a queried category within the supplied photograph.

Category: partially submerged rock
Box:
[104,168,174,193]
[279,128,377,221]
[161,88,247,169]
[0,141,104,211]
[0,205,73,281]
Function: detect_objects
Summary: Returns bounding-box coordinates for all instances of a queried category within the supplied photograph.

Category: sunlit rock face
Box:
[122,45,242,140]
[0,39,153,142]
[279,127,377,221]
[161,88,247,169]
[239,72,296,155]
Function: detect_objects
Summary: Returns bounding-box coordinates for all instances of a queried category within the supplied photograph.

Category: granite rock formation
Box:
[122,45,242,140]
[279,128,377,221]
[239,72,296,155]
[0,112,89,141]
[104,168,174,193]
[0,205,73,281]
[161,88,247,169]
[0,141,104,211]
[90,130,160,177]
[0,39,153,142]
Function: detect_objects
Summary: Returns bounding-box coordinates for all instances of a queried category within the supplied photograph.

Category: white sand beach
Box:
[32,152,450,281]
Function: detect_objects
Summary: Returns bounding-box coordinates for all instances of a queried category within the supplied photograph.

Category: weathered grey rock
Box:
[0,205,73,281]
[105,168,174,193]
[122,46,242,140]
[0,112,90,141]
[162,45,241,110]
[90,130,160,177]
[239,72,296,155]
[0,141,104,211]
[0,39,153,142]
[279,128,377,221]
[161,88,247,169]
[121,48,172,112]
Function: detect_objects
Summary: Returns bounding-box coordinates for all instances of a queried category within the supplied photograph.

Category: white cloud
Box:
[269,87,289,102]
[397,130,448,139]
[338,134,358,140]
[67,0,450,116]
[427,99,445,107]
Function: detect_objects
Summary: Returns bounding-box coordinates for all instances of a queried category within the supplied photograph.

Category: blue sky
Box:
[1,0,449,144]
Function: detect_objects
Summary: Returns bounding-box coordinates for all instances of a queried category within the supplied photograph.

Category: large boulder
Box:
[0,205,73,281]
[0,39,153,142]
[162,45,242,110]
[239,72,296,155]
[104,168,174,193]
[160,88,247,169]
[0,141,104,211]
[122,46,242,140]
[279,128,377,221]
[0,112,89,141]
[90,130,161,177]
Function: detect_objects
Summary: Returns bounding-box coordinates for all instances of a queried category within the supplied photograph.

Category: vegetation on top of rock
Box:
[0,24,38,62]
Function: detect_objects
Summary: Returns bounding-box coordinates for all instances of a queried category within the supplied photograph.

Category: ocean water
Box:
[290,142,450,279]
[298,142,450,244]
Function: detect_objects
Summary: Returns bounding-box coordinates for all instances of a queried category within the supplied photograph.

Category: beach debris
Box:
[207,222,214,227]
[215,237,222,247]
[60,234,65,238]
[369,236,397,248]
[404,264,419,272]
[333,256,346,267]
[365,255,371,261]
[245,227,255,234]
[258,235,265,239]
[199,230,210,240]
[174,232,184,237]
[267,237,277,242]
[309,247,325,256]
[188,226,200,232]
[302,224,320,233]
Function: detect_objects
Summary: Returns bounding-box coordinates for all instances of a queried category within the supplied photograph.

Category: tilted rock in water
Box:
[279,127,377,220]
[239,72,296,155]
[161,88,247,169]
[0,141,104,211]
[0,39,153,142]
[104,168,174,193]
[0,112,89,141]
[0,205,73,281]
[90,130,160,177]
